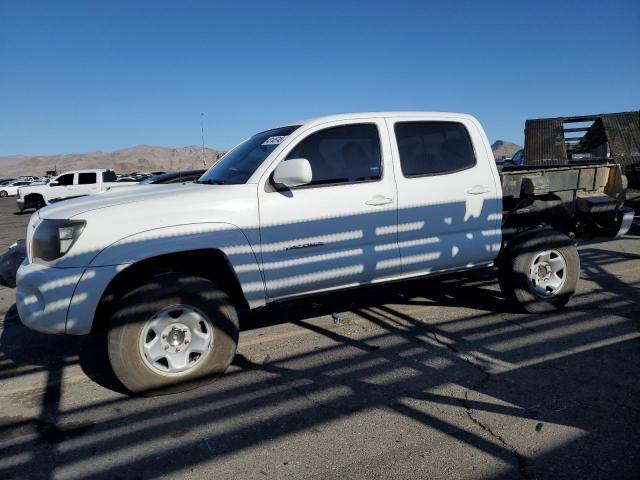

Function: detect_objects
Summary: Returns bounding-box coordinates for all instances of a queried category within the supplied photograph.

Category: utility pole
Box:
[200,112,206,169]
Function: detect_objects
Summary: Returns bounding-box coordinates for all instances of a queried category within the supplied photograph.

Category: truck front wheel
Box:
[498,229,580,313]
[107,274,239,395]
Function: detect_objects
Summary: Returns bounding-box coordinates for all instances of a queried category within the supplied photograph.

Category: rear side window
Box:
[286,124,381,186]
[394,122,475,176]
[78,172,97,184]
[56,173,74,185]
[102,170,117,182]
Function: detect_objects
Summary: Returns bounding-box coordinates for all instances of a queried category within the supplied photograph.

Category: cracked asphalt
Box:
[0,197,639,479]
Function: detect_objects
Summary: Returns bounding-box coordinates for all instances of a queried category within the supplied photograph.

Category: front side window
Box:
[199,126,300,185]
[286,124,381,186]
[78,172,97,184]
[55,173,74,186]
[395,122,475,176]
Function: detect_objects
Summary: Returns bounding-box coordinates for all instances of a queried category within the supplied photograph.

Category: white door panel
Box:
[387,117,501,275]
[258,119,400,300]
[48,172,76,202]
[76,172,99,196]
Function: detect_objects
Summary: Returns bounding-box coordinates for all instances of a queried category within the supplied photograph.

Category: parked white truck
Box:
[16,169,125,211]
[16,112,634,395]
[0,180,35,198]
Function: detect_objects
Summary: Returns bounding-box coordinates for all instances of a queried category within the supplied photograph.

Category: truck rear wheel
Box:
[499,229,580,313]
[107,274,239,395]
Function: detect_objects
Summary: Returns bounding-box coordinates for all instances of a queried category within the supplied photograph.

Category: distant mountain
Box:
[1,140,523,177]
[491,140,522,160]
[0,145,226,177]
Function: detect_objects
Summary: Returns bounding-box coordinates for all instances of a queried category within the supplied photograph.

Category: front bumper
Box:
[16,260,122,335]
[16,198,25,211]
[16,260,85,334]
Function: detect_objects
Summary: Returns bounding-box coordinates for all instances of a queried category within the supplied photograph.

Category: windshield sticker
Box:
[261,136,287,146]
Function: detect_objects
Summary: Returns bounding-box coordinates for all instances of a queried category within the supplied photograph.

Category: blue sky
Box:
[1,0,638,155]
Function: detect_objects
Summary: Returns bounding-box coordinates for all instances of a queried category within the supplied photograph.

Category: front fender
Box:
[65,223,266,334]
[90,222,266,308]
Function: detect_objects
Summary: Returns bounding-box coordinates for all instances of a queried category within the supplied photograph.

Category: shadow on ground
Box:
[0,230,638,479]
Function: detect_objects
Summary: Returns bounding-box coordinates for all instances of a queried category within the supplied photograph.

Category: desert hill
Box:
[491,140,522,160]
[0,145,225,177]
[2,140,524,178]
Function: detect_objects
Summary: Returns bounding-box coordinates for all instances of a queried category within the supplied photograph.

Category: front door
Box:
[258,119,400,300]
[49,172,76,201]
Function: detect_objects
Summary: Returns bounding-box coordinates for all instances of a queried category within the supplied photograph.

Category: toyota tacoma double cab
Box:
[16,112,634,395]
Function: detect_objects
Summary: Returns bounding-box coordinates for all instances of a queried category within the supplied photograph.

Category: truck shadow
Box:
[0,267,513,395]
[0,240,638,478]
[0,204,637,479]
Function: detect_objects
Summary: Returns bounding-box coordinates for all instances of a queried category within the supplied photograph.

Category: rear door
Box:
[387,116,501,275]
[258,118,400,300]
[76,172,99,196]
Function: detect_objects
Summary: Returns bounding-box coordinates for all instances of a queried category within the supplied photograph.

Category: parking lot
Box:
[0,196,638,479]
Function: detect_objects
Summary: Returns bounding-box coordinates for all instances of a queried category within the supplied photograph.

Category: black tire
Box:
[33,196,46,210]
[107,274,239,395]
[0,190,7,198]
[498,229,580,313]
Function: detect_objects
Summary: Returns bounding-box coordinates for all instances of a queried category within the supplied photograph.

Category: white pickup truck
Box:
[16,169,125,211]
[16,112,634,395]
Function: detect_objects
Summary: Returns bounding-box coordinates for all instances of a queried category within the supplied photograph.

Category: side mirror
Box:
[272,158,312,188]
[49,182,59,187]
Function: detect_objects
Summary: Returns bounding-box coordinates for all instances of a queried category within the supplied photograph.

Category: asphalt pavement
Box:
[0,197,638,479]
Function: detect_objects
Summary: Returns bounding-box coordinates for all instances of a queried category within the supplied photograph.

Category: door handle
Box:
[467,185,490,195]
[365,195,393,206]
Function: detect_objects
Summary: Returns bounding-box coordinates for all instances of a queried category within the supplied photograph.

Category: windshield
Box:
[511,149,524,166]
[198,125,299,184]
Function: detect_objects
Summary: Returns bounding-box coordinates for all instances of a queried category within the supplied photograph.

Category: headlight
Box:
[32,219,86,262]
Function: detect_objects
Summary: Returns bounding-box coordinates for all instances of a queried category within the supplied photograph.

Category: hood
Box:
[35,182,260,269]
[37,183,244,219]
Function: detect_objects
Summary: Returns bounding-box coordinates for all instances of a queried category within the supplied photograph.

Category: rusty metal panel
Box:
[602,112,640,168]
[524,118,567,166]
[578,167,595,191]
[546,169,580,191]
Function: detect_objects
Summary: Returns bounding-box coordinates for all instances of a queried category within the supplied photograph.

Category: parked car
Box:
[502,148,524,168]
[16,112,634,395]
[138,169,206,184]
[0,180,33,197]
[16,169,132,211]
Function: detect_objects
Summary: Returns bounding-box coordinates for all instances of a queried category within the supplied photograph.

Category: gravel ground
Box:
[0,197,638,479]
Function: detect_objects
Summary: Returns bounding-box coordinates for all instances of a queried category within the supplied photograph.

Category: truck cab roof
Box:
[286,111,478,130]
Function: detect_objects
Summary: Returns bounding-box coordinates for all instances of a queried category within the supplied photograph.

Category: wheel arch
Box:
[91,248,252,334]
[23,192,45,209]
[497,226,563,265]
